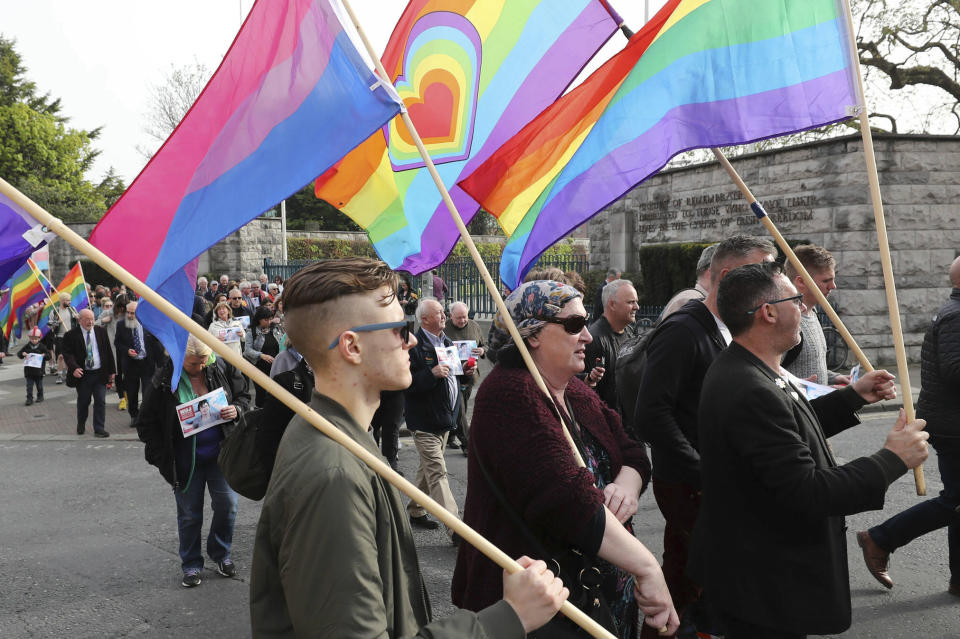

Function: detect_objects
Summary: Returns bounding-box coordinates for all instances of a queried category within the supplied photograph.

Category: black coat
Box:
[583,315,634,412]
[690,343,907,634]
[634,299,725,487]
[917,288,960,440]
[137,356,251,489]
[404,327,459,433]
[61,325,117,384]
[114,320,161,375]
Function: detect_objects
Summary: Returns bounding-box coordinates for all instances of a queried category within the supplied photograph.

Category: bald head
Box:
[79,308,95,330]
[951,256,960,288]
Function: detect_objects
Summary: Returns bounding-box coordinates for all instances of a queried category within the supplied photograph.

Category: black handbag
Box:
[473,452,618,638]
[217,407,270,500]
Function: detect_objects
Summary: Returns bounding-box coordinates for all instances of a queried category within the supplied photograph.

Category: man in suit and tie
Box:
[62,309,116,437]
[689,262,929,638]
[115,301,158,426]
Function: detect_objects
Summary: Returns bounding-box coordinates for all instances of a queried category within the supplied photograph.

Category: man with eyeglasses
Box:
[689,262,928,638]
[403,297,464,539]
[250,257,568,638]
[634,234,776,637]
[227,288,252,322]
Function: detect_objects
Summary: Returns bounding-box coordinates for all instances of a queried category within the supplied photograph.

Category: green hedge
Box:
[636,243,712,306]
[287,236,586,261]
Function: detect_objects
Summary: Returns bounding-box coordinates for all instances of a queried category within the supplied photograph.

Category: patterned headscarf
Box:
[488,280,582,355]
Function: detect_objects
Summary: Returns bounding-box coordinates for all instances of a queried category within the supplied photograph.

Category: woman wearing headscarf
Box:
[452,280,678,638]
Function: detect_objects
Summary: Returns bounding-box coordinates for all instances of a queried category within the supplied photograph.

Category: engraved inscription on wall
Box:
[634,189,817,236]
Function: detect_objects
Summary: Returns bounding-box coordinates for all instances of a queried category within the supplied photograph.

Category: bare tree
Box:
[138,60,210,159]
[855,0,960,133]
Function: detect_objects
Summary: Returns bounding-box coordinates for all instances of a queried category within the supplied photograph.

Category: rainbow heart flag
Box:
[460,0,862,287]
[88,0,403,384]
[315,0,619,274]
[4,261,46,339]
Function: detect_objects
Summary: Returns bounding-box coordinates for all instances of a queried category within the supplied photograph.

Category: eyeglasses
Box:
[328,320,414,349]
[745,294,804,315]
[537,314,589,334]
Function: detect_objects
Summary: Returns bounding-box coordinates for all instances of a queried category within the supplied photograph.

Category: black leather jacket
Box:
[404,327,459,433]
[583,315,634,412]
[917,288,960,440]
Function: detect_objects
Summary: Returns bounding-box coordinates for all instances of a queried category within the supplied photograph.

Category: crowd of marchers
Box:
[5,237,956,639]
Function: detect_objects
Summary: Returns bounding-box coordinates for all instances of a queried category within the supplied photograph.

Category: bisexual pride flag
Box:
[88,0,402,384]
[460,0,862,287]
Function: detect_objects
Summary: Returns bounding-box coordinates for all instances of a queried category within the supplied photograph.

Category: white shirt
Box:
[712,312,732,346]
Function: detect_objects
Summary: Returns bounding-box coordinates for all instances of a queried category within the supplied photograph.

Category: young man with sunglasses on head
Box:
[403,297,466,539]
[250,257,568,638]
[689,262,928,638]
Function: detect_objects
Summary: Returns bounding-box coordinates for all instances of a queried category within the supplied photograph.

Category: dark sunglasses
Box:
[538,314,589,334]
[745,294,804,315]
[328,320,414,349]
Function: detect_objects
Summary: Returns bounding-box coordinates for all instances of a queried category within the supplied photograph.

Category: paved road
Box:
[0,354,956,637]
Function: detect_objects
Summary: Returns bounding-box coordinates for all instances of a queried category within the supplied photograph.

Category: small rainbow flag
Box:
[58,263,89,312]
[0,288,13,341]
[460,0,862,287]
[5,261,46,339]
[315,0,619,274]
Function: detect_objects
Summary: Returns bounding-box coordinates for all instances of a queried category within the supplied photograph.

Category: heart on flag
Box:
[386,11,481,170]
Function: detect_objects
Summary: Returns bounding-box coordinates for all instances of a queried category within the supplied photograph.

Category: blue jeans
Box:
[869,439,960,584]
[174,456,238,573]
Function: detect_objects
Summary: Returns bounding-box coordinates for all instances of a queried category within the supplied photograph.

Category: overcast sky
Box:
[1,0,667,186]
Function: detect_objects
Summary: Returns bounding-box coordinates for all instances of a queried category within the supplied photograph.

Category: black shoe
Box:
[949,583,960,597]
[129,418,138,428]
[181,570,202,587]
[409,515,440,530]
[36,395,43,403]
[461,444,468,457]
[451,532,462,546]
[25,398,33,406]
[94,430,110,438]
[216,559,236,578]
[77,426,85,435]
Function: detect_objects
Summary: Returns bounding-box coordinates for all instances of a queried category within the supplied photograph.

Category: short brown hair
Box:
[283,258,399,363]
[784,244,836,279]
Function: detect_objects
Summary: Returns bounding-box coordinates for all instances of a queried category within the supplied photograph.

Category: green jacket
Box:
[250,393,524,638]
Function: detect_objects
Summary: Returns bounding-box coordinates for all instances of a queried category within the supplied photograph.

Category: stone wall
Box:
[590,133,960,365]
[50,216,284,285]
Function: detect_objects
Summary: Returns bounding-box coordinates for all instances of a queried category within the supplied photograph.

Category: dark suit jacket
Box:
[404,327,459,433]
[689,343,907,634]
[114,320,160,375]
[62,325,117,384]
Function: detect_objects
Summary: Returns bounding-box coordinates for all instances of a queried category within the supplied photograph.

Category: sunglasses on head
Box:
[328,320,414,349]
[537,314,589,334]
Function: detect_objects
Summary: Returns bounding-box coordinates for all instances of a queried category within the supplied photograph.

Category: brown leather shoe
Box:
[857,531,893,589]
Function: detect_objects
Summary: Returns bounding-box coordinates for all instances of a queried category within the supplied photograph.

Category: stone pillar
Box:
[607,208,634,272]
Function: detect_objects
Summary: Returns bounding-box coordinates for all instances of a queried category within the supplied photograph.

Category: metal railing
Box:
[435,255,590,317]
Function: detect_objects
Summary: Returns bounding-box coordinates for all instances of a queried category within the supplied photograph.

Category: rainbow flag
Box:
[5,261,46,339]
[460,0,862,287]
[315,0,619,274]
[88,0,402,384]
[0,288,13,341]
[58,263,89,312]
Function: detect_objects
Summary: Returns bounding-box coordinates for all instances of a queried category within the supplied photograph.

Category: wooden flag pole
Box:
[0,194,613,639]
[711,148,874,372]
[339,0,588,470]
[839,0,924,495]
[26,258,60,321]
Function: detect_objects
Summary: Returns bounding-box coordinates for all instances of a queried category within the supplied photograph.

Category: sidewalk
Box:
[0,355,140,441]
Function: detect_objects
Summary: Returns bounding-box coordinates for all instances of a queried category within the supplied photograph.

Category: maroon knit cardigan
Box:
[451,364,651,612]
